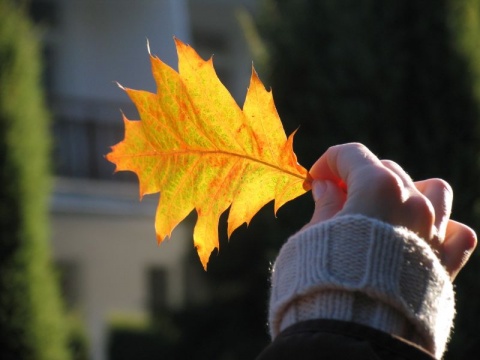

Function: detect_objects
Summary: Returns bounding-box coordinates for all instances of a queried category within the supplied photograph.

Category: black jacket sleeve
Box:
[256,319,435,360]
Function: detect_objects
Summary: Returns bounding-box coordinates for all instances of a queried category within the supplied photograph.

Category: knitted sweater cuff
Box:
[268,215,454,359]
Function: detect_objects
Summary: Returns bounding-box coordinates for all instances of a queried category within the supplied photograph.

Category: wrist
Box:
[268,215,454,359]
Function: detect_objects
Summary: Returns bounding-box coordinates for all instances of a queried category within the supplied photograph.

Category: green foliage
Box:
[66,312,89,360]
[0,1,71,359]
[108,314,176,360]
[256,0,480,358]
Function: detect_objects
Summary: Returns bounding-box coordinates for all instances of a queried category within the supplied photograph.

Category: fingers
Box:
[309,180,346,225]
[378,161,475,280]
[309,144,402,220]
[443,220,477,280]
[308,143,476,280]
[414,179,453,244]
[380,160,453,238]
[309,143,383,190]
[309,144,434,238]
[380,160,435,240]
[381,160,413,185]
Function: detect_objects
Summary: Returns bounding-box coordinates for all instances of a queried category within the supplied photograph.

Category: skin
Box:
[306,143,477,280]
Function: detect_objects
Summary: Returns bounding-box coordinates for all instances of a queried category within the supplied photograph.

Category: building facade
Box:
[29,0,259,359]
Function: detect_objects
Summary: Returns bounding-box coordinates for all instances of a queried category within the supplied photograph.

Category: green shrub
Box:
[108,313,177,360]
[0,1,71,359]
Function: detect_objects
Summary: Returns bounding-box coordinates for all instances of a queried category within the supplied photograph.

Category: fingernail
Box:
[312,180,327,202]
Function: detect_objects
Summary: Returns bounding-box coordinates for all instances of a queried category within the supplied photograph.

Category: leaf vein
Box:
[113,149,305,181]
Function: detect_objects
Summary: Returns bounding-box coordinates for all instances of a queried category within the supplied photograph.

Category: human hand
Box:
[306,143,477,280]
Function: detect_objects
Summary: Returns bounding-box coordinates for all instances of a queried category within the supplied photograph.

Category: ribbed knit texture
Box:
[268,215,454,359]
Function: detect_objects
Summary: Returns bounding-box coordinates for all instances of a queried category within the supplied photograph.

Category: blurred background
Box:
[1,0,480,360]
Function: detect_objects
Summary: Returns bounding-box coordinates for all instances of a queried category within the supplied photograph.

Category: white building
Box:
[29,1,259,359]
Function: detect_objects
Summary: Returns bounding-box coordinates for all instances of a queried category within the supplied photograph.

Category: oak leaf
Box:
[106,38,310,269]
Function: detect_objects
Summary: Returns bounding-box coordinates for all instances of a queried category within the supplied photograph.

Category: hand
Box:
[306,143,477,280]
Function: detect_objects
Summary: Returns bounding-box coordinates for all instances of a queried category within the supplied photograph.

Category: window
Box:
[52,108,136,181]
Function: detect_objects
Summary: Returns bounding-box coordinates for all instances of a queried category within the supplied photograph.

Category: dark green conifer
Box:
[257,1,480,357]
[0,2,71,359]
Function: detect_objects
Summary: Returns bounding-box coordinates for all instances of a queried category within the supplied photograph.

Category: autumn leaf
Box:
[106,38,310,269]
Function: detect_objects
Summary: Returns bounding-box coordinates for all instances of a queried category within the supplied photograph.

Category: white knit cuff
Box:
[268,215,454,359]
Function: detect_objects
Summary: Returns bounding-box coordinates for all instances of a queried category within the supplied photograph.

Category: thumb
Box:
[309,180,346,225]
[442,220,477,280]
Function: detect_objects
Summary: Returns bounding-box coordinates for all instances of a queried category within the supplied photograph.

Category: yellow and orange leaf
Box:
[106,38,310,269]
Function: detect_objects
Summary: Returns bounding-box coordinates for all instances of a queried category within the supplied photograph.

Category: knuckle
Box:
[463,225,478,250]
[369,168,403,197]
[407,195,435,228]
[355,167,406,209]
[380,159,399,168]
[347,142,368,153]
[429,178,453,197]
[330,142,368,154]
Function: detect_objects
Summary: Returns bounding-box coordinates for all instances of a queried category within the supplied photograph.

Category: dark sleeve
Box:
[256,319,436,360]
